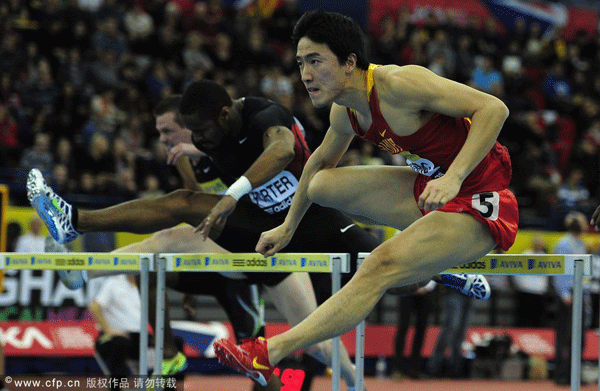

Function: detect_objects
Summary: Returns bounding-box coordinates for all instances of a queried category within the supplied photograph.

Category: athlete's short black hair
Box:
[153,95,185,126]
[292,10,369,70]
[179,80,233,120]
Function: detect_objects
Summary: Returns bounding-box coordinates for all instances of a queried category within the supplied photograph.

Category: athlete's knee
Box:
[150,227,179,244]
[354,247,411,290]
[163,189,197,209]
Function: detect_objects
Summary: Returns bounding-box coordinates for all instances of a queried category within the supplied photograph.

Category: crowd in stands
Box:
[1,0,600,230]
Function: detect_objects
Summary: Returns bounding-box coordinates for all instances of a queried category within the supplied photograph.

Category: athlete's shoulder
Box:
[329,103,355,134]
[374,64,437,102]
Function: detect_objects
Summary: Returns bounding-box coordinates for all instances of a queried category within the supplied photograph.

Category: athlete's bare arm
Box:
[244,126,296,187]
[377,65,509,211]
[256,105,355,256]
[197,126,296,238]
[174,156,201,191]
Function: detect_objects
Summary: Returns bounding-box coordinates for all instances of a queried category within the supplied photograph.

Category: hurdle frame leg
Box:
[331,257,341,391]
[154,255,167,391]
[571,258,584,391]
[139,256,150,390]
[355,254,367,391]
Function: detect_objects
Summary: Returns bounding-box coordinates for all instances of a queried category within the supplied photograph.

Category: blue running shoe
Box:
[45,235,88,290]
[28,169,80,244]
[440,273,491,301]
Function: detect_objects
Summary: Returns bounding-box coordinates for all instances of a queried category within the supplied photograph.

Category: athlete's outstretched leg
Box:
[265,213,496,365]
[214,212,496,386]
[27,168,222,244]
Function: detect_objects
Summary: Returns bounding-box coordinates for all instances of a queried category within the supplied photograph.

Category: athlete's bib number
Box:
[472,191,499,221]
[248,171,298,214]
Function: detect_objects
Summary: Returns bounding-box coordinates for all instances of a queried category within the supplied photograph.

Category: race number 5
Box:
[472,192,499,220]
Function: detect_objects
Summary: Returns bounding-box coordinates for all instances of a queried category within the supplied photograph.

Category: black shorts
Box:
[170,272,264,342]
[216,200,380,299]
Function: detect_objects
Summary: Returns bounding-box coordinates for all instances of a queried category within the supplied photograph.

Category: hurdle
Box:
[156,252,353,391]
[356,252,592,391]
[0,252,154,389]
[0,251,356,390]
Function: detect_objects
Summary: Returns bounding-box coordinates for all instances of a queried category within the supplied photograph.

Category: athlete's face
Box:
[155,111,192,149]
[183,112,227,152]
[296,37,346,108]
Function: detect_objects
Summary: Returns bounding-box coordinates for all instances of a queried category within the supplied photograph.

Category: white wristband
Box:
[225,176,252,200]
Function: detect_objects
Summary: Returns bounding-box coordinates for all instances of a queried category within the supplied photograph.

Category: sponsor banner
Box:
[0,321,230,358]
[368,0,598,41]
[444,254,568,275]
[3,321,598,361]
[0,321,97,357]
[165,253,333,273]
[0,270,105,321]
[0,254,149,271]
[263,323,600,361]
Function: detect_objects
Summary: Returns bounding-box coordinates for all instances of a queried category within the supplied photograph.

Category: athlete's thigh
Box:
[309,165,422,230]
[150,225,228,253]
[359,211,497,289]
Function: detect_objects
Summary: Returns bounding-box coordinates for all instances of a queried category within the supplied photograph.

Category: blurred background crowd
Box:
[1,0,600,230]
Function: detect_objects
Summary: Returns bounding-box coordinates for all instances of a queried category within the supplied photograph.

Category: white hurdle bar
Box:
[0,252,154,390]
[156,252,352,391]
[357,252,592,391]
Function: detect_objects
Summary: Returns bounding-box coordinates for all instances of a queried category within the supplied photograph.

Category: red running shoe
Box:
[214,337,274,386]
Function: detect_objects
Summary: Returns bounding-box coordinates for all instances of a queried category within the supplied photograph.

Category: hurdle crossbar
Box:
[357,252,592,391]
[155,253,351,391]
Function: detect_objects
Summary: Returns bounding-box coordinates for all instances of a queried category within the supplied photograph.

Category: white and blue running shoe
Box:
[44,235,88,290]
[441,273,491,301]
[28,169,80,244]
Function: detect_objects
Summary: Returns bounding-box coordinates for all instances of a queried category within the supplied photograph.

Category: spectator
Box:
[145,60,173,105]
[15,215,45,252]
[89,88,126,141]
[88,50,123,91]
[6,222,23,253]
[552,211,592,386]
[56,47,88,92]
[89,274,141,391]
[543,62,572,114]
[21,60,60,109]
[427,283,473,378]
[19,132,53,173]
[426,30,455,78]
[556,167,594,216]
[511,236,553,327]
[469,55,503,94]
[52,163,77,195]
[123,3,155,55]
[0,104,20,168]
[119,113,148,155]
[91,17,129,61]
[371,14,400,65]
[54,137,76,178]
[209,32,238,76]
[182,31,213,75]
[139,174,165,199]
[391,281,436,379]
[454,35,476,84]
[260,65,293,101]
